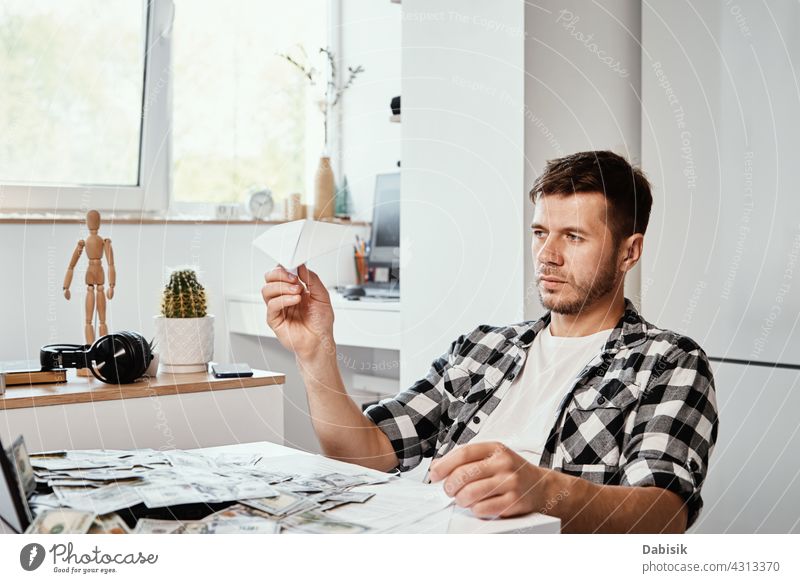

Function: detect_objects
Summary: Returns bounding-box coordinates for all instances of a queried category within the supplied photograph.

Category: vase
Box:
[314,156,335,220]
[153,315,215,374]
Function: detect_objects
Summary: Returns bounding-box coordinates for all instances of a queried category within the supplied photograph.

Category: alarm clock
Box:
[247,187,274,220]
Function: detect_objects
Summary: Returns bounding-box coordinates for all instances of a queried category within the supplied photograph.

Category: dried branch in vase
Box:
[278,46,365,150]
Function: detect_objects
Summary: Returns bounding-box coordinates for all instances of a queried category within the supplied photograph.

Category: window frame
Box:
[0,0,171,213]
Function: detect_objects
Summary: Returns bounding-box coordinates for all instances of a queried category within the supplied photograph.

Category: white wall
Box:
[338,0,402,221]
[523,0,642,320]
[0,221,366,363]
[399,0,526,389]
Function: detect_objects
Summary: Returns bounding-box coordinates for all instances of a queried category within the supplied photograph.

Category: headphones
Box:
[40,331,154,384]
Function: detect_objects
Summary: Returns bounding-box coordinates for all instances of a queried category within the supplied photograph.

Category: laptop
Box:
[0,436,33,533]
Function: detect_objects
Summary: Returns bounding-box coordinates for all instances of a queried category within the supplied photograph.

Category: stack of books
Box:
[0,361,67,393]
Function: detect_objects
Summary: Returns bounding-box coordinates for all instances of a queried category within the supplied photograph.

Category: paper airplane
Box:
[252,219,354,271]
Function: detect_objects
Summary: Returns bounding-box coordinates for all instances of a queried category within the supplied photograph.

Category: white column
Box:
[400,0,526,389]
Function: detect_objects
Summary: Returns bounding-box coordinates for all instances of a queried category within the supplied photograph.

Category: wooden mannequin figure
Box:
[62,210,116,376]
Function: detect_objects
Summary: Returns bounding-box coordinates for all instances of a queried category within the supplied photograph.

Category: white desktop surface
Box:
[2,441,560,534]
[226,290,402,350]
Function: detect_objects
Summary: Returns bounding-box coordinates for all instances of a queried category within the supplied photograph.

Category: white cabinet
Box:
[642,1,800,365]
[225,291,401,350]
[693,361,800,533]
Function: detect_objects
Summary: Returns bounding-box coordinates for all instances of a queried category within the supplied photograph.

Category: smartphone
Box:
[211,363,254,378]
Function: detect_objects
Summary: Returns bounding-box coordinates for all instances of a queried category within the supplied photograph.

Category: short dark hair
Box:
[529,150,652,242]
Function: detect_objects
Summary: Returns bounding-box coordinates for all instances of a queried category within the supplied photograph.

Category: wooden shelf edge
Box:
[0,214,370,227]
[0,370,285,410]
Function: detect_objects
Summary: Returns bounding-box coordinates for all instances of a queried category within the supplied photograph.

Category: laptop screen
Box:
[0,436,32,533]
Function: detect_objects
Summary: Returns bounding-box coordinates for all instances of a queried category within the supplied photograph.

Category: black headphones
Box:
[40,331,154,384]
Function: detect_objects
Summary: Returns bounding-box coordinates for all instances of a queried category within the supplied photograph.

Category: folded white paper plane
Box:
[252,219,353,271]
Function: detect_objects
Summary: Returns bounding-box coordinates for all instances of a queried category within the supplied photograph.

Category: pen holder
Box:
[354,253,368,285]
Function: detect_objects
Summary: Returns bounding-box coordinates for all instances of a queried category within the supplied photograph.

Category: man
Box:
[261,151,718,533]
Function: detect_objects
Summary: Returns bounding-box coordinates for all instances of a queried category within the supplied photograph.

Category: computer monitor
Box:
[368,172,400,272]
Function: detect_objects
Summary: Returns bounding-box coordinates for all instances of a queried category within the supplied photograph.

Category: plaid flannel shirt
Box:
[364,298,719,528]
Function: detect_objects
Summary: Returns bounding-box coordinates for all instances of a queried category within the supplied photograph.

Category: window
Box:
[0,0,170,212]
[0,0,329,213]
[170,0,327,208]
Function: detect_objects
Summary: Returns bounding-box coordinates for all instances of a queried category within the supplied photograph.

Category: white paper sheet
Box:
[252,219,353,271]
[329,479,453,533]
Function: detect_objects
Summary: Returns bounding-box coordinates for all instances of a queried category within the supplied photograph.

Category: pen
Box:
[423,459,436,484]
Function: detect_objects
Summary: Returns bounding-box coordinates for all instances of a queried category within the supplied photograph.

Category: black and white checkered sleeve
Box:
[363,333,466,472]
[618,341,719,529]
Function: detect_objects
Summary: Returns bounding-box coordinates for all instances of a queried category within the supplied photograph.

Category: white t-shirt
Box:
[469,324,613,466]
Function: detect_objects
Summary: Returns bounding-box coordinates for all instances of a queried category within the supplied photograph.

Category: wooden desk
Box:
[0,369,285,452]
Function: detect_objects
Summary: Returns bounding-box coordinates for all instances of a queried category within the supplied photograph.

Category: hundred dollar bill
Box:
[30,457,114,471]
[132,519,182,534]
[61,484,143,515]
[227,481,279,501]
[240,491,314,517]
[88,513,131,534]
[318,473,370,489]
[280,477,333,494]
[25,509,96,534]
[322,491,375,504]
[55,468,145,482]
[47,479,109,488]
[28,493,62,512]
[204,504,272,521]
[282,510,369,534]
[175,517,280,534]
[10,435,36,496]
[136,482,206,508]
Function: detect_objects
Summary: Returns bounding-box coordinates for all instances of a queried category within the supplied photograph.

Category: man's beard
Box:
[537,261,619,315]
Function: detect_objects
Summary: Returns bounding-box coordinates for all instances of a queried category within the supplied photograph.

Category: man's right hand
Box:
[262,264,335,361]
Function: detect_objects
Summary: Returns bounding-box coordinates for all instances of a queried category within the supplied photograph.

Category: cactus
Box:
[160,269,208,318]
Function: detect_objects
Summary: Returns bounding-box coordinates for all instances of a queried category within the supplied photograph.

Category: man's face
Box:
[531,192,621,315]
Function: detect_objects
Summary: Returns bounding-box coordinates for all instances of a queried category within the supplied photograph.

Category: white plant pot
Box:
[154,315,215,374]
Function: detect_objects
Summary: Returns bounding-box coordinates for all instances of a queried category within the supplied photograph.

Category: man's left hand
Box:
[428,441,558,519]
